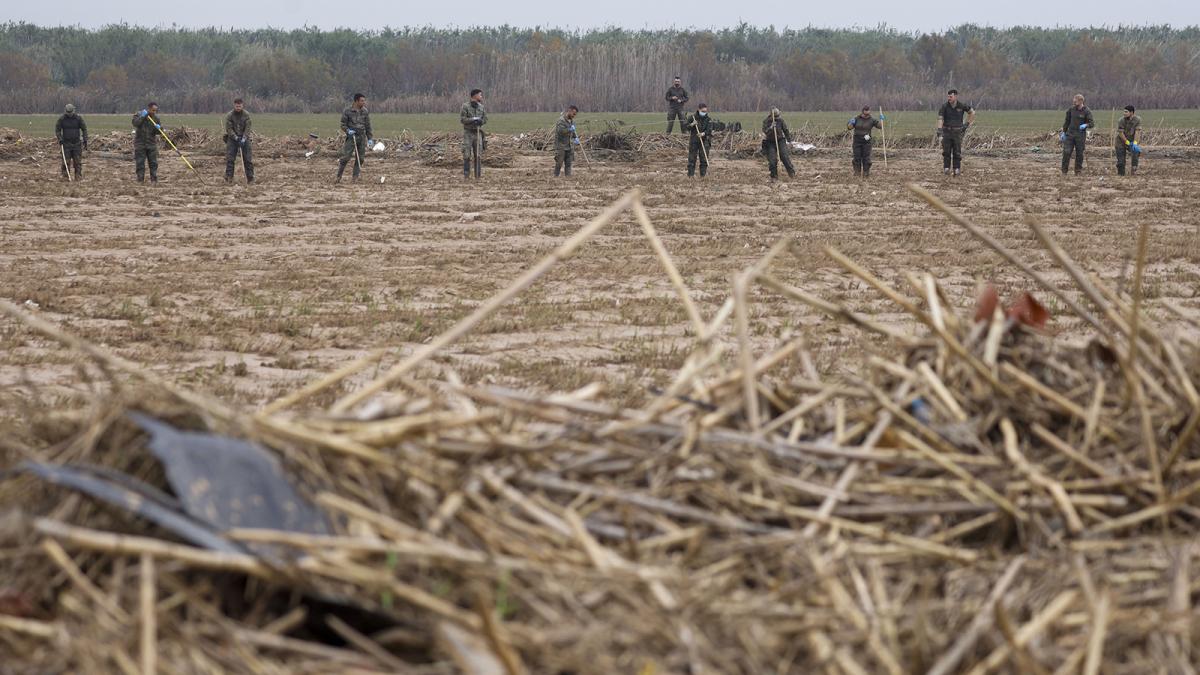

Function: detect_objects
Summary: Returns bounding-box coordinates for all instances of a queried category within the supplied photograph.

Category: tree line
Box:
[1,23,1198,114]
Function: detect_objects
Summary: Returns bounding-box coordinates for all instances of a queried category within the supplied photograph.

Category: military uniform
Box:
[849,113,882,177]
[761,114,795,179]
[553,113,576,177]
[223,109,254,183]
[665,85,689,133]
[337,105,372,181]
[1115,114,1142,176]
[938,100,973,173]
[460,100,488,178]
[55,110,88,179]
[1061,105,1095,174]
[685,112,714,177]
[132,111,162,182]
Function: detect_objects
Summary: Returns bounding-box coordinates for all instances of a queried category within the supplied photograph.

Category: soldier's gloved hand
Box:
[139,109,149,118]
[1079,124,1088,130]
[153,122,161,130]
[347,129,355,136]
[848,118,855,126]
[573,137,580,145]
[367,138,374,147]
[569,124,575,132]
[1059,132,1066,142]
[879,114,886,120]
[1131,143,1141,154]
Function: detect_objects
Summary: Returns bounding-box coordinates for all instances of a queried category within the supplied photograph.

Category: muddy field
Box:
[2,143,1199,424]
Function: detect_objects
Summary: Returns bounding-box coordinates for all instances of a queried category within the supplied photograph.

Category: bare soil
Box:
[3,146,1199,419]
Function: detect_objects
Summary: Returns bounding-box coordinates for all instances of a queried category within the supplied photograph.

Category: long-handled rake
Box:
[880,105,888,170]
[151,121,204,183]
[60,144,73,182]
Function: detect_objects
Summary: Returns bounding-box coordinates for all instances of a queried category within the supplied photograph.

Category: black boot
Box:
[463,159,471,178]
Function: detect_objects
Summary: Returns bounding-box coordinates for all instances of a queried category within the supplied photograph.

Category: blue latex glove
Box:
[569,124,576,132]
[1059,132,1066,142]
[879,114,886,120]
[153,123,161,130]
[139,109,149,118]
[346,129,355,136]
[238,136,245,145]
[572,137,580,145]
[1131,143,1141,154]
[367,138,374,146]
[1079,123,1088,130]
[848,118,855,126]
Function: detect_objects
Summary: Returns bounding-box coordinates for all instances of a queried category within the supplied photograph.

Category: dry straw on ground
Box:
[1,186,1199,673]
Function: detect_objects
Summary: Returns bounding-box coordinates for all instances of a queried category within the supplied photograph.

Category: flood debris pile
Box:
[2,187,1199,674]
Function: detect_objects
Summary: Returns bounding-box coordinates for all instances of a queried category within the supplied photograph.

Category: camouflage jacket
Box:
[224,110,252,141]
[1116,114,1142,145]
[340,106,372,137]
[1062,106,1095,138]
[850,114,882,138]
[56,113,88,146]
[554,114,576,151]
[665,85,689,110]
[686,112,715,141]
[762,115,791,143]
[461,101,487,133]
[132,112,162,148]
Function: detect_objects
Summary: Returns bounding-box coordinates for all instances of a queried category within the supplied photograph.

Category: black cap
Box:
[947,89,958,95]
[697,102,707,109]
[1124,105,1136,112]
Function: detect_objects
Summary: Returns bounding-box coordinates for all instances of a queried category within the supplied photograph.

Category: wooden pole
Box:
[880,105,888,169]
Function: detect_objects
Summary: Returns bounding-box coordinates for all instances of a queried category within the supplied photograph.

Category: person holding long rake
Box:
[762,107,796,181]
[336,93,373,184]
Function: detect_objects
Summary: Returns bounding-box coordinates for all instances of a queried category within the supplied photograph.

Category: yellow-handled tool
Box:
[147,116,204,182]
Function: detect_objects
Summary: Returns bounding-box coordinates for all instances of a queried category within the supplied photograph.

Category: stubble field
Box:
[3,141,1198,421]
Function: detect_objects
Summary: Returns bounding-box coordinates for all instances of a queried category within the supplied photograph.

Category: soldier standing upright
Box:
[1115,105,1142,176]
[761,108,795,181]
[460,89,488,179]
[553,105,579,177]
[936,89,974,176]
[665,76,689,134]
[1060,94,1095,175]
[337,93,373,183]
[55,103,88,180]
[132,102,162,183]
[685,103,714,177]
[848,105,883,178]
[223,98,254,184]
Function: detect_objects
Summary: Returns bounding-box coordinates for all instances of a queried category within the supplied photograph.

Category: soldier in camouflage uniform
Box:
[460,89,488,179]
[55,103,88,180]
[337,93,373,183]
[553,105,579,177]
[847,106,883,178]
[1115,105,1142,176]
[936,89,974,176]
[131,102,162,183]
[1060,94,1095,175]
[685,103,715,177]
[665,77,689,133]
[223,98,254,183]
[761,108,795,180]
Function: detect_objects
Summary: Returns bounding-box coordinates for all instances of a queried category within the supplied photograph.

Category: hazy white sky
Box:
[5,0,1198,32]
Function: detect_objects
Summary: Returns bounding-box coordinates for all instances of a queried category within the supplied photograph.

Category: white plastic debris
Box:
[23,299,39,309]
[304,151,315,158]
[372,142,386,152]
[380,176,386,184]
[790,142,817,152]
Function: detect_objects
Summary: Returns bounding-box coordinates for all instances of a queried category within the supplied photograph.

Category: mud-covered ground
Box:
[2,145,1199,421]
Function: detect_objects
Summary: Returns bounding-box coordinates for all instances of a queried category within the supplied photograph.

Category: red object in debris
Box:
[974,284,1000,323]
[973,284,1051,330]
[1006,292,1050,331]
